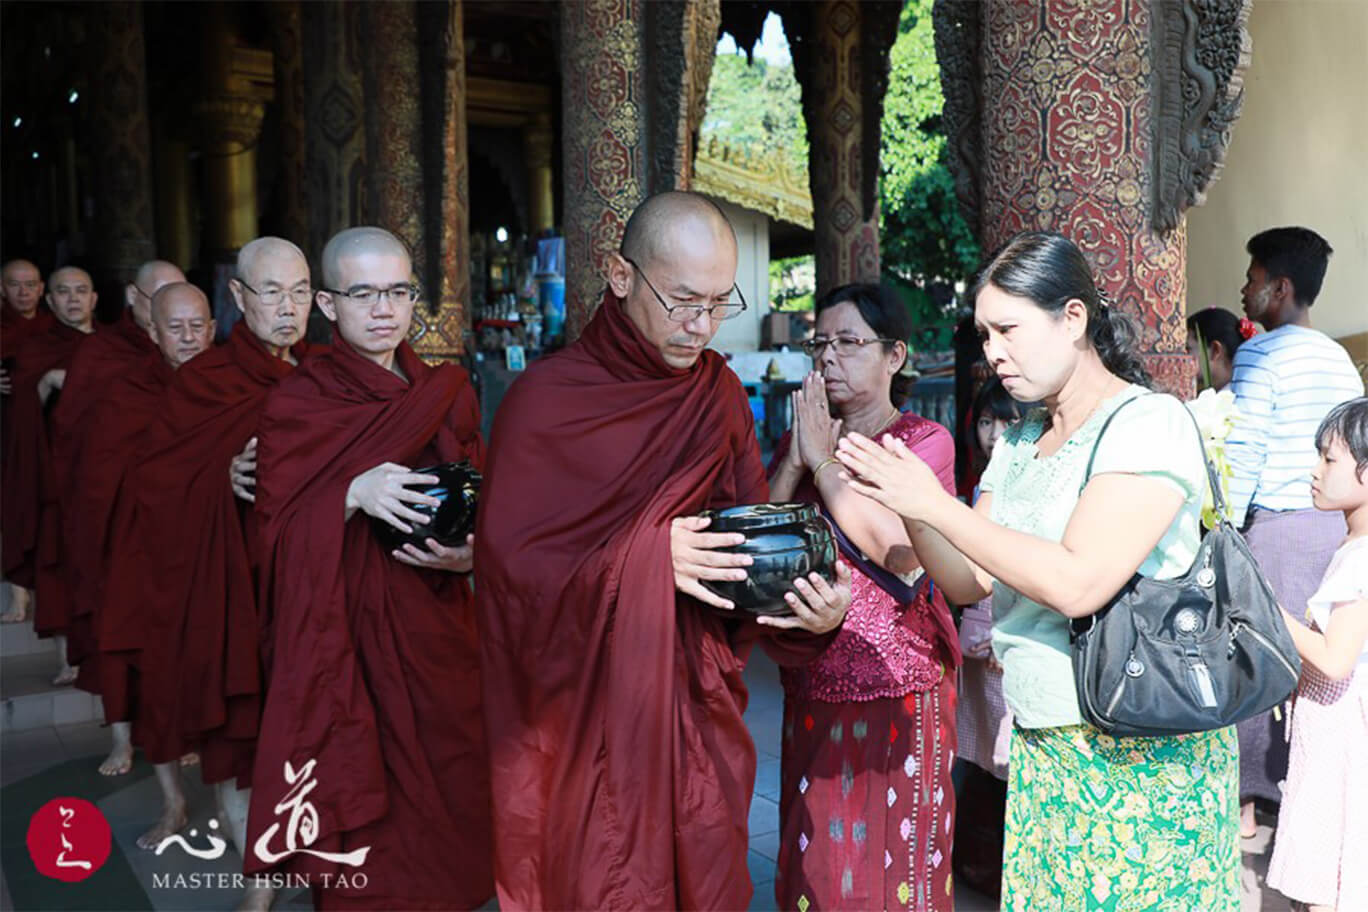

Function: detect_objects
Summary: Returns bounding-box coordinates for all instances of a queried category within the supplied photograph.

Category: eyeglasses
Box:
[319,282,420,307]
[623,257,746,322]
[238,279,315,307]
[801,335,899,358]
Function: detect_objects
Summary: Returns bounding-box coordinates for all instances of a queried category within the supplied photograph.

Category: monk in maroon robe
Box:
[247,227,491,910]
[66,281,213,779]
[1,267,97,665]
[102,241,310,912]
[476,192,852,910]
[37,261,186,697]
[0,258,51,625]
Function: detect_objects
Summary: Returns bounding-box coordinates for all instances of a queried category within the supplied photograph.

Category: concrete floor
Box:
[1,647,1288,911]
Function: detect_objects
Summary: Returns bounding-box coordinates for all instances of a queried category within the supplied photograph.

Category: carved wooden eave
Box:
[693,135,814,228]
[1151,0,1252,233]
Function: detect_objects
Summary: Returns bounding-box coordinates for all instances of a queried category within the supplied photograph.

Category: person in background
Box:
[769,282,958,911]
[1225,226,1365,838]
[951,376,1020,900]
[1266,397,1368,911]
[1186,306,1256,392]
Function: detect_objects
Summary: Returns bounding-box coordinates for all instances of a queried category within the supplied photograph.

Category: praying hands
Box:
[835,432,953,522]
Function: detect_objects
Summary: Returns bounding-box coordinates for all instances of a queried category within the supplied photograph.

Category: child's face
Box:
[976,414,1012,459]
[1311,435,1367,511]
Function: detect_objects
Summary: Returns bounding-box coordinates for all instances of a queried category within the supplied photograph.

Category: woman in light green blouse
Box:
[836,232,1240,910]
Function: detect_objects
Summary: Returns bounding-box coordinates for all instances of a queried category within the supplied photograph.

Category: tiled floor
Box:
[2,648,1289,912]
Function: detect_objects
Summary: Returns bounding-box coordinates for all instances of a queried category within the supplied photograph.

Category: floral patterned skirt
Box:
[776,675,956,911]
[1001,724,1240,911]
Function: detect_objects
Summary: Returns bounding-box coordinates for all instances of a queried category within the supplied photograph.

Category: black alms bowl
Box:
[697,502,838,616]
[371,461,481,553]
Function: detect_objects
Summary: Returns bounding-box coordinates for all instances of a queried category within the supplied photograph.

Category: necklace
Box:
[840,406,901,441]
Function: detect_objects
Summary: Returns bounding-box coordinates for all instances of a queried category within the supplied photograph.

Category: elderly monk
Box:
[33,261,188,689]
[245,227,491,910]
[1,267,97,650]
[0,258,52,623]
[101,239,310,896]
[475,191,853,910]
[64,283,213,779]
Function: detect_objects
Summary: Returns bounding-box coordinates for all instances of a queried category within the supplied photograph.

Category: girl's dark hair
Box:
[970,232,1151,388]
[814,282,915,406]
[1315,397,1368,480]
[964,376,1020,460]
[1186,308,1245,359]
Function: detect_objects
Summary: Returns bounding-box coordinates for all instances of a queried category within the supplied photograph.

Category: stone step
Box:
[1,652,103,732]
[1,615,57,658]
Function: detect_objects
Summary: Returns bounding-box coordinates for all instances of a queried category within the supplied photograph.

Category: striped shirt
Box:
[1226,324,1364,519]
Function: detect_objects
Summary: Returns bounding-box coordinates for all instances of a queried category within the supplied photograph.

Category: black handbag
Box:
[1069,394,1302,737]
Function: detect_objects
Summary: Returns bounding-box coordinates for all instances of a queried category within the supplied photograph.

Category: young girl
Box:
[953,378,1019,898]
[1267,396,1368,911]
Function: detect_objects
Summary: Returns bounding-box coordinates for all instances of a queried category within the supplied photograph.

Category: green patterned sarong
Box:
[1001,724,1240,911]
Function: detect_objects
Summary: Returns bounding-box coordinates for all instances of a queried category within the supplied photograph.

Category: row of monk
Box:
[0,192,858,910]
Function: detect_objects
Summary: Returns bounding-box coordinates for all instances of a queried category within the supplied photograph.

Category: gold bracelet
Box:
[812,457,839,479]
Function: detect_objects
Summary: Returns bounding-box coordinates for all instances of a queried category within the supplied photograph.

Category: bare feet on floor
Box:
[0,606,29,624]
[136,802,188,851]
[99,742,134,776]
[1240,800,1258,839]
[52,665,78,686]
[180,752,200,767]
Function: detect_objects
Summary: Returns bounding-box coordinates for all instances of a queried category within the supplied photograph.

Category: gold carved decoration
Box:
[693,136,813,229]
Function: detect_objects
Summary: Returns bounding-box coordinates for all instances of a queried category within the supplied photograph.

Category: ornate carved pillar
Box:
[301,1,367,262]
[524,112,556,235]
[364,0,426,281]
[644,0,721,191]
[560,0,649,339]
[788,1,901,296]
[268,0,310,249]
[934,0,1250,396]
[89,1,156,284]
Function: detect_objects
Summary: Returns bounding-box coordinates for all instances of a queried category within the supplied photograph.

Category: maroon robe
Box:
[246,338,492,910]
[1,318,93,592]
[36,312,157,647]
[475,294,835,910]
[63,349,176,701]
[106,322,307,780]
[1,305,56,357]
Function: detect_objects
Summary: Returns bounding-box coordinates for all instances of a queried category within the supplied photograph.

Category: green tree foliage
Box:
[880,0,980,347]
[703,51,808,162]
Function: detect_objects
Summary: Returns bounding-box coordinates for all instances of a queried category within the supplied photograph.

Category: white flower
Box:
[1186,389,1242,529]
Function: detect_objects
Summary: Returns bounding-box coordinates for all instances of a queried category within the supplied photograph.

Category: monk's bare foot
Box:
[136,802,188,850]
[0,606,29,623]
[235,885,275,912]
[99,742,134,776]
[179,752,200,767]
[52,665,78,686]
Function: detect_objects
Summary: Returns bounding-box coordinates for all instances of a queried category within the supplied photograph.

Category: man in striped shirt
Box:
[1226,225,1364,835]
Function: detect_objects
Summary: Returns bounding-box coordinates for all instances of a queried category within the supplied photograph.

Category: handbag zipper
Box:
[1105,677,1126,716]
[1229,623,1299,681]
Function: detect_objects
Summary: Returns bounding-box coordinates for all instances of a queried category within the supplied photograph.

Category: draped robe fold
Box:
[245,338,492,910]
[475,294,836,910]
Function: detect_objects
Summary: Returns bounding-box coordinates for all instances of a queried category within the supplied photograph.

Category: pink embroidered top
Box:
[770,412,957,702]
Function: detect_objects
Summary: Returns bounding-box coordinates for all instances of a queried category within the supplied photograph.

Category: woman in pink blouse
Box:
[769,283,959,911]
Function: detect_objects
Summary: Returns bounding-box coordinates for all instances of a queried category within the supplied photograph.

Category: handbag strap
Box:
[1080,391,1229,521]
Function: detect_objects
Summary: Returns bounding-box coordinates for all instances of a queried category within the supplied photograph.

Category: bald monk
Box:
[35,261,188,689]
[66,283,213,778]
[1,266,97,652]
[102,239,310,893]
[244,227,491,909]
[0,258,52,624]
[476,191,853,909]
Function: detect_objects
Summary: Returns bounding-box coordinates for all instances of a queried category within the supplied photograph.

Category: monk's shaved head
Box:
[127,259,187,334]
[321,227,410,290]
[2,258,44,317]
[619,191,737,270]
[237,237,308,287]
[3,258,40,281]
[150,282,215,368]
[48,265,93,288]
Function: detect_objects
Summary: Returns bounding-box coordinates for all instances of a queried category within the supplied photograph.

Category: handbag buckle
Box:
[1124,656,1145,678]
[1196,567,1216,589]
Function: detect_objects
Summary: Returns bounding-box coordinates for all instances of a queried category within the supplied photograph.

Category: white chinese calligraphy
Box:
[253,759,370,867]
[54,805,92,870]
[154,817,228,860]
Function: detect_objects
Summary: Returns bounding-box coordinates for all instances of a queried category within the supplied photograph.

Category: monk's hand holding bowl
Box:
[756,560,853,633]
[393,532,474,573]
[345,461,441,533]
[836,432,948,522]
[793,371,842,471]
[229,436,258,503]
[0,365,11,396]
[670,514,753,611]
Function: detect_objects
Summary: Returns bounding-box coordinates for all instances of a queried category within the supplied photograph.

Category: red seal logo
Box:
[26,797,111,882]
